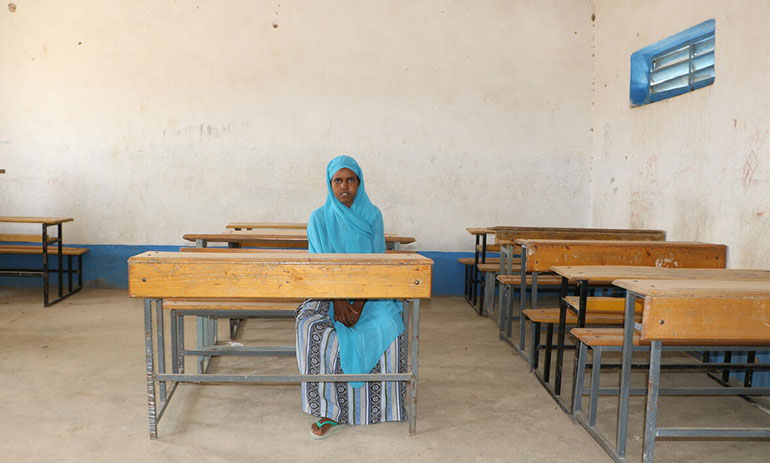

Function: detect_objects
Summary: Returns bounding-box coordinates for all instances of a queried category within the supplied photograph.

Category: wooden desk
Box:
[552,266,770,415]
[0,216,80,306]
[128,251,433,439]
[184,230,416,251]
[609,279,770,463]
[497,240,727,397]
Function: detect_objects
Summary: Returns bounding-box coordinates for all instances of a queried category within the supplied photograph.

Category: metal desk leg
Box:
[745,351,756,387]
[178,312,185,374]
[42,225,49,307]
[67,255,73,292]
[499,282,508,340]
[722,351,733,383]
[143,298,158,439]
[569,280,589,411]
[155,300,167,402]
[530,321,540,372]
[196,316,206,373]
[543,323,554,383]
[521,272,538,351]
[516,250,527,340]
[642,340,663,463]
[616,293,638,458]
[573,342,588,416]
[497,244,508,321]
[170,309,179,374]
[471,235,480,306]
[589,347,602,427]
[57,223,63,297]
[408,299,421,434]
[478,234,487,312]
[484,270,495,317]
[554,277,569,395]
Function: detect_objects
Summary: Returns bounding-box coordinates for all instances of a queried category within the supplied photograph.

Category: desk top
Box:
[515,239,723,248]
[183,230,416,245]
[0,216,73,225]
[466,228,495,235]
[551,266,770,283]
[491,226,665,233]
[130,251,430,264]
[496,228,666,243]
[614,279,770,297]
[226,222,307,229]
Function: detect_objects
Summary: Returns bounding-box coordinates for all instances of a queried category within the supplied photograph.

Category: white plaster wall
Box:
[0,0,593,251]
[590,0,770,267]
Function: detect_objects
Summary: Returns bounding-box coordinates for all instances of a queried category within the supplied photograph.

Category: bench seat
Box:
[524,308,639,325]
[477,260,522,272]
[459,257,500,266]
[0,233,59,244]
[475,244,501,253]
[164,298,303,310]
[563,296,642,314]
[571,327,770,347]
[0,244,89,256]
[496,274,563,285]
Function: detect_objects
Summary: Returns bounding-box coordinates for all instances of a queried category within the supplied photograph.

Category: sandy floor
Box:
[1,287,769,462]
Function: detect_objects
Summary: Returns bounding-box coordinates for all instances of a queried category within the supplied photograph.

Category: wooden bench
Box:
[523,298,642,374]
[572,279,770,463]
[0,233,59,243]
[0,244,89,256]
[128,251,433,438]
[0,216,82,306]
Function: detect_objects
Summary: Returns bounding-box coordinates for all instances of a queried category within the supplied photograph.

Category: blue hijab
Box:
[307,156,404,386]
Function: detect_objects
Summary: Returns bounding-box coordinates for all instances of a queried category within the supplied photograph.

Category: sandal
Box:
[309,419,343,440]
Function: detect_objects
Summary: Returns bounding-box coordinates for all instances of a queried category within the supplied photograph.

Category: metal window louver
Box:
[650,35,715,95]
[629,19,715,106]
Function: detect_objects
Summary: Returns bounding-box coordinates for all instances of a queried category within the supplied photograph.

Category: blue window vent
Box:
[630,19,715,107]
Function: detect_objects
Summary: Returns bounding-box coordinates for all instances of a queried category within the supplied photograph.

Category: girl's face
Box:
[331,168,359,207]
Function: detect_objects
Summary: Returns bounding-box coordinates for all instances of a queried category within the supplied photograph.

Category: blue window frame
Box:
[630,19,715,106]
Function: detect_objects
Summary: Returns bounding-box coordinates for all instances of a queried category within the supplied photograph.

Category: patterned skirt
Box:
[295,299,407,425]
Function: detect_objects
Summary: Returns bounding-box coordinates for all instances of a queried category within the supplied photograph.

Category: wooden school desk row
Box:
[185,223,416,251]
[463,227,666,316]
[128,251,433,439]
[0,216,87,306]
[556,268,770,463]
[472,230,770,462]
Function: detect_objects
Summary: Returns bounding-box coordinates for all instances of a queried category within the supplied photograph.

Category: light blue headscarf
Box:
[307,156,404,387]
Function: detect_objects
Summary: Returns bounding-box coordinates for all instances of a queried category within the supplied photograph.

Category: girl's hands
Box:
[332,299,365,327]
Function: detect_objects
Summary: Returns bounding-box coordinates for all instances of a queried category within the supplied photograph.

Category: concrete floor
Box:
[1,288,769,462]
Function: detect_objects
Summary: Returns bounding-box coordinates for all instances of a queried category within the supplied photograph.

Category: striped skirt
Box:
[295,299,407,425]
